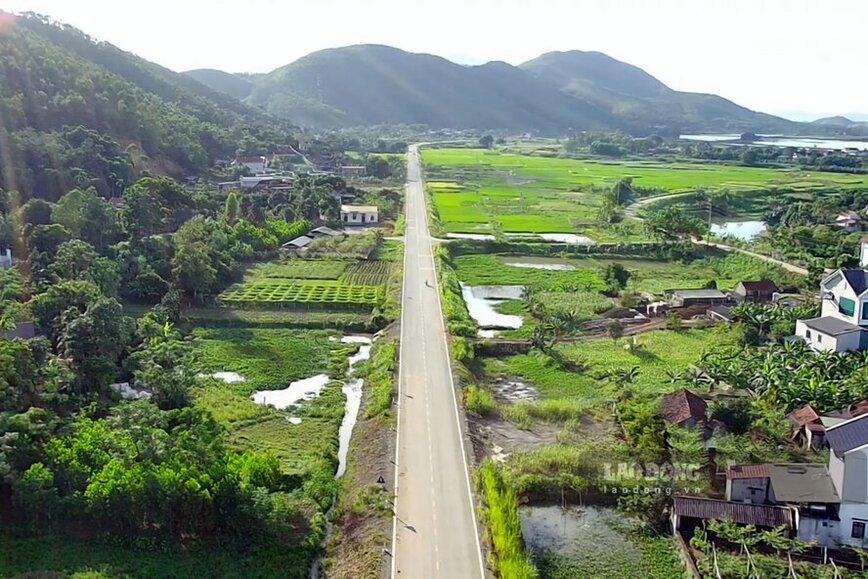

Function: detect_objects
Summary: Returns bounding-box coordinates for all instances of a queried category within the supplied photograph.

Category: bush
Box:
[465,385,496,416]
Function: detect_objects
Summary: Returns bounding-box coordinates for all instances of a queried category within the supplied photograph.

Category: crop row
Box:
[220,281,383,307]
[341,261,391,286]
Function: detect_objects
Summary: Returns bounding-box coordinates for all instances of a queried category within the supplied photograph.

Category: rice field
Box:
[422,147,868,235]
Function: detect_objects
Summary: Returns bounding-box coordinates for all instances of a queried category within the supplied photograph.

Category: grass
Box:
[465,384,497,416]
[179,307,372,330]
[454,252,798,294]
[0,530,314,579]
[474,459,538,579]
[422,147,868,235]
[453,254,602,290]
[534,531,683,579]
[486,328,737,402]
[192,327,334,395]
[359,339,397,419]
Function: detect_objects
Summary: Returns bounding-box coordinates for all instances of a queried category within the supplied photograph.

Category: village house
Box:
[788,405,827,450]
[836,210,863,232]
[795,239,868,352]
[666,288,730,308]
[733,280,779,303]
[0,321,35,340]
[706,305,736,324]
[674,413,868,549]
[340,204,378,225]
[280,235,314,251]
[660,388,708,429]
[0,247,12,269]
[339,165,367,178]
[236,155,268,175]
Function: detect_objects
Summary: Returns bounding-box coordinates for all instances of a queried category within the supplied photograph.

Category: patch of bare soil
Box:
[469,415,560,463]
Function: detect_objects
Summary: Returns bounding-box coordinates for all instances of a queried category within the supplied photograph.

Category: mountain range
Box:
[187,44,800,134]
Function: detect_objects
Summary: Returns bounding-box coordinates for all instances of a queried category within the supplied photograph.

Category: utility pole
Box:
[707,196,713,246]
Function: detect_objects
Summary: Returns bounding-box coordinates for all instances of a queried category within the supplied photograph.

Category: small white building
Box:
[0,247,12,269]
[339,165,367,178]
[836,210,863,232]
[340,205,378,225]
[236,156,268,175]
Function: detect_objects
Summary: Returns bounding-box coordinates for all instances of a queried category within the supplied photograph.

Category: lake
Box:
[681,134,868,151]
[710,220,766,240]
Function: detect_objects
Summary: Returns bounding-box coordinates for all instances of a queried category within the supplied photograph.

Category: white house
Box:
[795,239,868,352]
[236,156,268,175]
[0,247,12,269]
[340,205,378,225]
[825,414,868,547]
[836,210,863,232]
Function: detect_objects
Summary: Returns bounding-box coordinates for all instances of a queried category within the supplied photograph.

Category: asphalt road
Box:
[391,146,486,578]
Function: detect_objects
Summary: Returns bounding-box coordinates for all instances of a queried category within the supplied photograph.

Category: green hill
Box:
[198,44,798,133]
[184,68,257,100]
[519,50,798,133]
[0,12,292,199]
[244,44,618,131]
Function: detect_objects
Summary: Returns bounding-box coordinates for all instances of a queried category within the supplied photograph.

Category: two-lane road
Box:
[391,146,485,578]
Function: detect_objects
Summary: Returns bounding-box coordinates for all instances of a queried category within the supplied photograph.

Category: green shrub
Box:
[450,336,476,363]
[465,385,496,416]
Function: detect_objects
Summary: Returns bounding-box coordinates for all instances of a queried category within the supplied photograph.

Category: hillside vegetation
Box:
[0,12,293,199]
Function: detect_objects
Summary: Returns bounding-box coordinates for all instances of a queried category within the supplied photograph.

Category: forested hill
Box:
[0,13,293,200]
[195,43,798,134]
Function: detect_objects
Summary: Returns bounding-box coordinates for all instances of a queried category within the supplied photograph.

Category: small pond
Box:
[710,220,766,240]
[461,284,523,329]
[502,256,576,271]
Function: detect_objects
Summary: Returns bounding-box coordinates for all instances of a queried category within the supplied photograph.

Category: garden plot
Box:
[220,279,384,310]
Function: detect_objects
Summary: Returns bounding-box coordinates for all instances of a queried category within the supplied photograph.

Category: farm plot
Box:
[341,261,391,286]
[252,259,348,280]
[220,279,384,310]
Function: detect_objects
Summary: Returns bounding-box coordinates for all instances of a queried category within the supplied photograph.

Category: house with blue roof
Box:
[795,239,868,352]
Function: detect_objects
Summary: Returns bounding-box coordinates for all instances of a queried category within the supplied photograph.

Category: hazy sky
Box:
[7,0,868,120]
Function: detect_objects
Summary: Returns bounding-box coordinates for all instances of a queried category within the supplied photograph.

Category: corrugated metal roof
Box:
[727,464,770,480]
[800,316,863,337]
[826,414,868,457]
[768,464,839,504]
[674,496,795,529]
[282,235,314,248]
[669,289,728,299]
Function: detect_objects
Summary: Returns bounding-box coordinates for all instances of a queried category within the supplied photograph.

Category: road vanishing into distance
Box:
[391,146,486,578]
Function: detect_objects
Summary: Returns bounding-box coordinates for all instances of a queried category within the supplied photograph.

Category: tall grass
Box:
[360,340,397,419]
[474,459,538,579]
[434,245,476,336]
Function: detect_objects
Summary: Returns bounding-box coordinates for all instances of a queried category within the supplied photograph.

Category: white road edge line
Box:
[419,146,487,578]
[390,171,411,579]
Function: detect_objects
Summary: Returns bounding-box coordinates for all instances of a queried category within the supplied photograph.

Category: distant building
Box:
[236,156,268,175]
[733,280,779,303]
[666,288,730,308]
[340,205,379,225]
[308,226,342,238]
[660,388,708,429]
[339,165,367,178]
[108,197,126,209]
[0,247,12,269]
[239,175,294,190]
[836,210,863,232]
[707,305,735,324]
[788,405,826,450]
[0,321,35,340]
[280,235,314,251]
